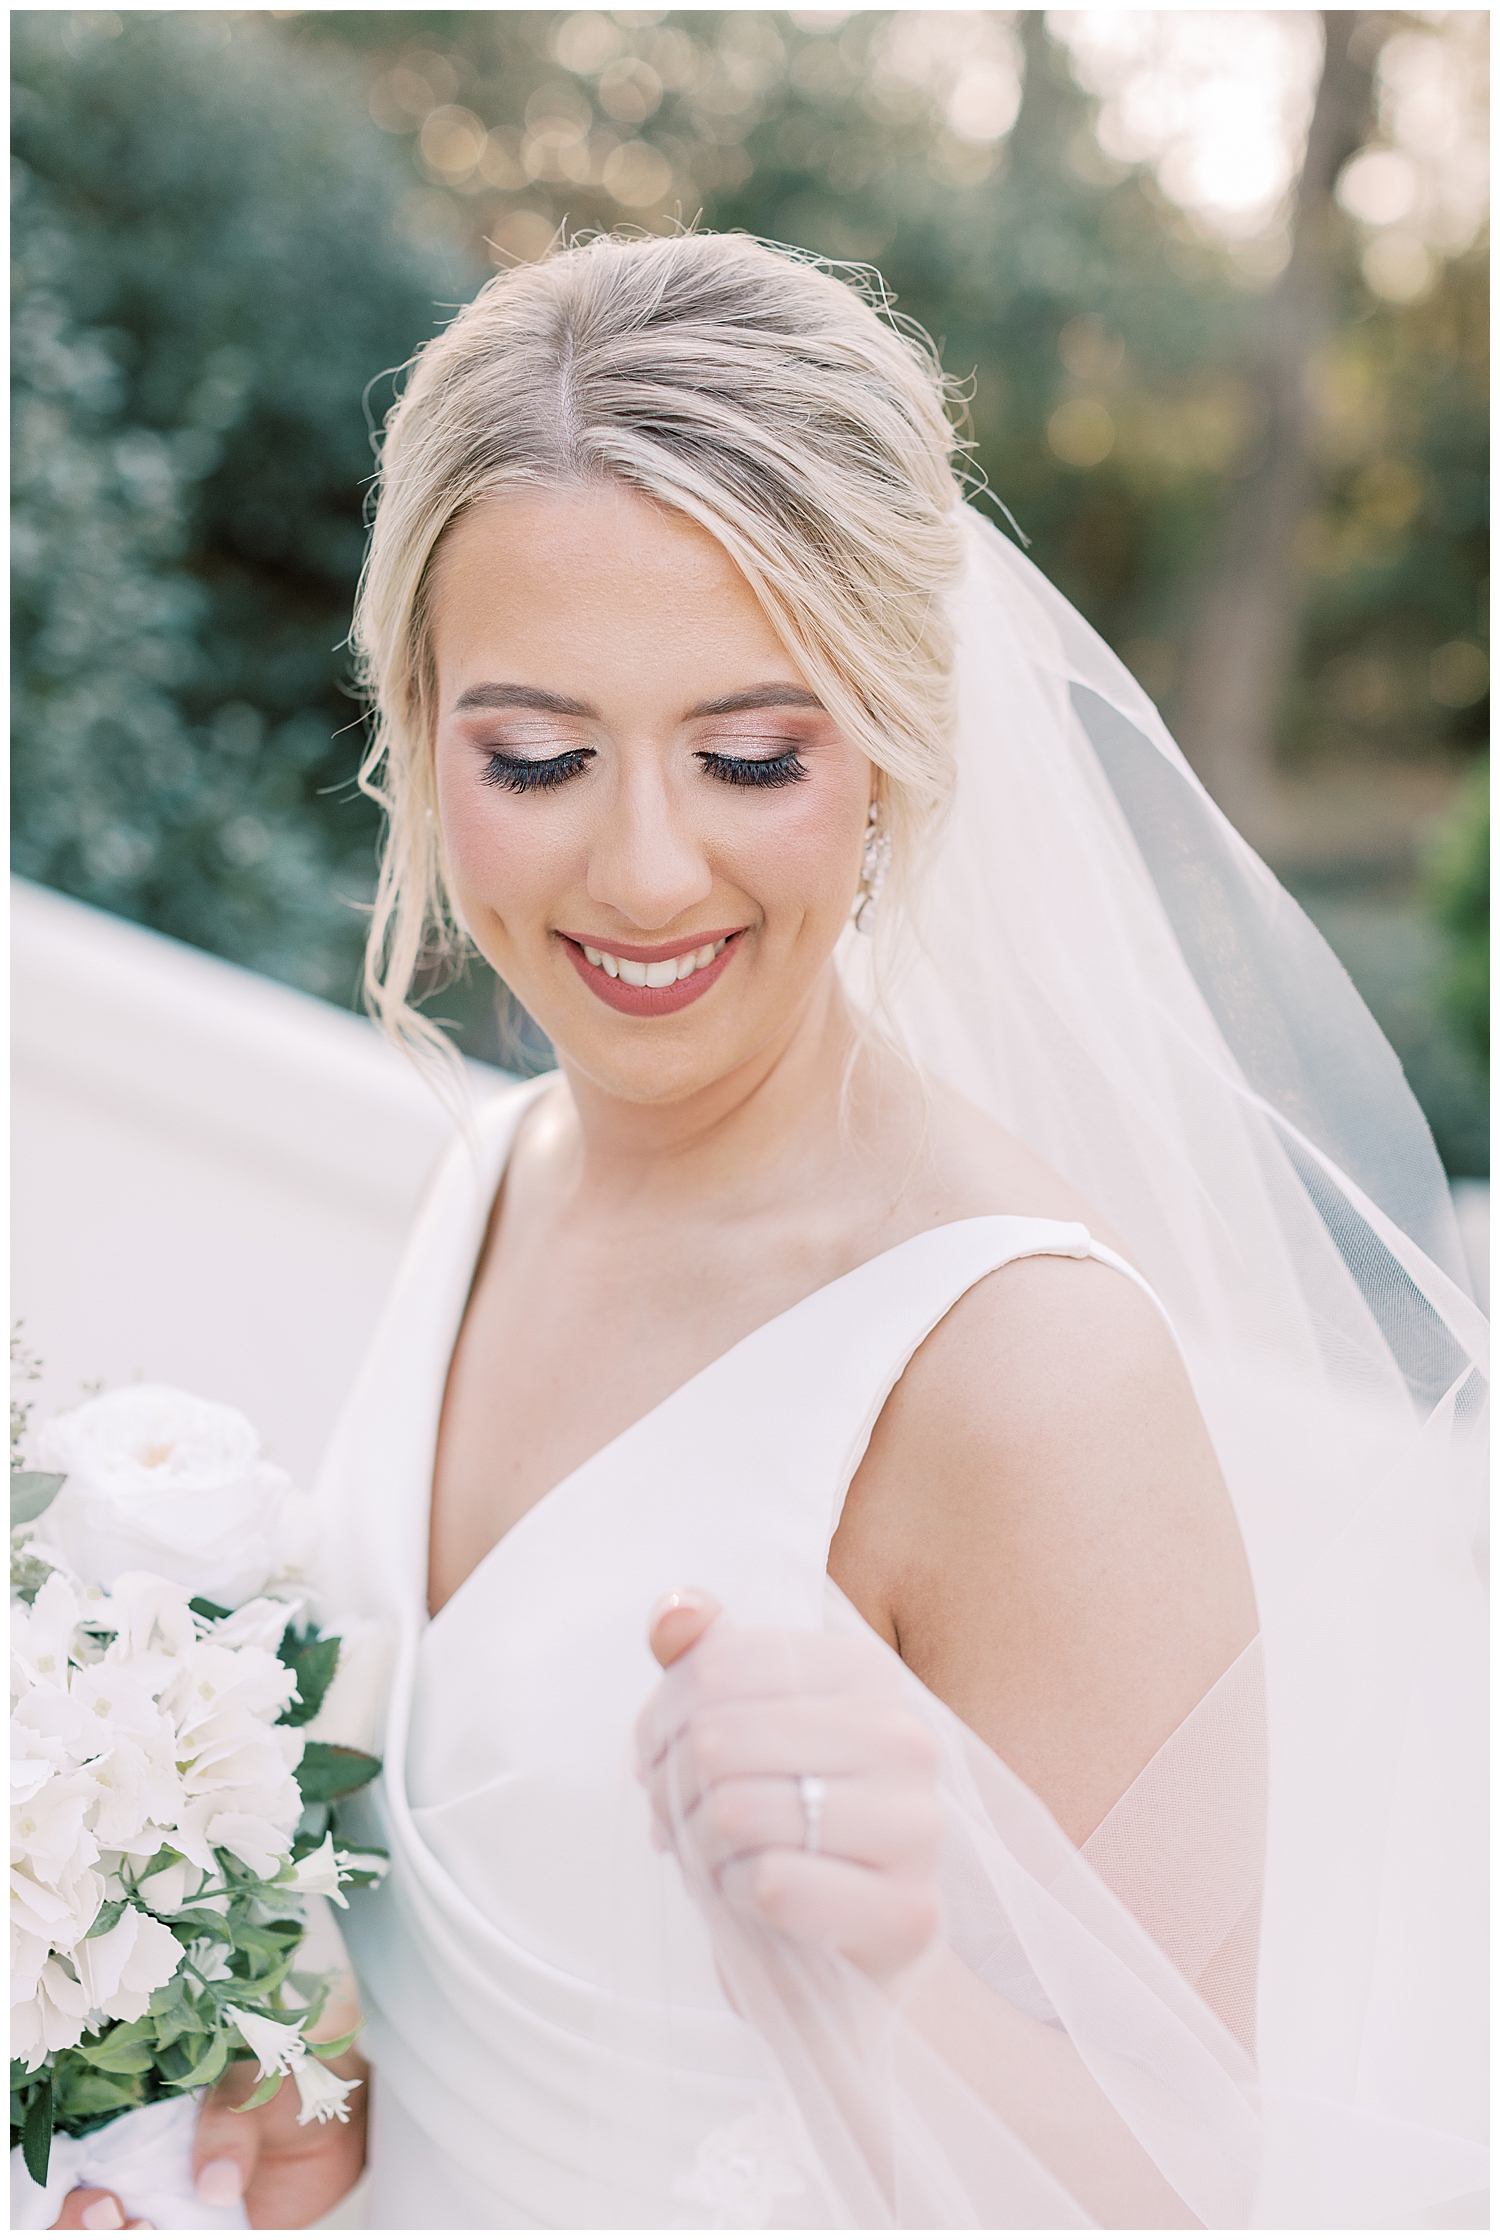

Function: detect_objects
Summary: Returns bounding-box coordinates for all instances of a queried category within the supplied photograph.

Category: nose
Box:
[585,763,713,932]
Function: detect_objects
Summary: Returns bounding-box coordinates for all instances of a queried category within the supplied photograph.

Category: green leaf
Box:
[308,2023,360,2060]
[22,2073,52,2188]
[166,2030,231,2092]
[78,2038,157,2077]
[231,2069,286,2115]
[230,1921,300,1965]
[11,1470,65,1528]
[170,1908,233,1942]
[295,1742,381,1803]
[73,2018,159,2080]
[85,1897,128,1940]
[189,1595,232,1622]
[277,1629,341,1728]
[52,2067,143,2122]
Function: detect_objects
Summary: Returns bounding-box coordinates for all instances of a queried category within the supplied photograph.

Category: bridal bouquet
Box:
[10,1371,388,2230]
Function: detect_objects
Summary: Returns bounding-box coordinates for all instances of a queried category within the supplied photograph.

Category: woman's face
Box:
[429,485,873,1105]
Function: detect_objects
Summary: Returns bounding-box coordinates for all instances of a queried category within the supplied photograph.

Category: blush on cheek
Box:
[723,782,865,929]
[435,774,574,951]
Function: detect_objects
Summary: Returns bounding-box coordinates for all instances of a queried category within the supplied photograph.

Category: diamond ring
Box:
[797,1773,826,1854]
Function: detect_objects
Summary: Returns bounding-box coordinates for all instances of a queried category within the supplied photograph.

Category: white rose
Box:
[38,1385,316,1606]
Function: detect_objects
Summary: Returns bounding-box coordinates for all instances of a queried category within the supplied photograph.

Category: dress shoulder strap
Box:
[656,1213,1174,1563]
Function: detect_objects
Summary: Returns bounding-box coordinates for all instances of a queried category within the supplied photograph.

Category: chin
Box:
[550,1011,763,1106]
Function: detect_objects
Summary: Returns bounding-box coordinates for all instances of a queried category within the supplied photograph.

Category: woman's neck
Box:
[544,966,884,1228]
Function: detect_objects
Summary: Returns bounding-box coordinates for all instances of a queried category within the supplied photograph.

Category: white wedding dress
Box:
[314,512,1486,2228]
[317,1073,1175,2228]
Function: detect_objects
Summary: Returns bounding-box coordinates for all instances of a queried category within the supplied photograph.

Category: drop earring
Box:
[854,800,890,936]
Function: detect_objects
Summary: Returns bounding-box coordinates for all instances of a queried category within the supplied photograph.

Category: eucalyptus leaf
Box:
[11,1470,65,1527]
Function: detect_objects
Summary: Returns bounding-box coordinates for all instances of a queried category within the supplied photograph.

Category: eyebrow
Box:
[452,684,598,716]
[684,685,824,719]
[449,681,825,720]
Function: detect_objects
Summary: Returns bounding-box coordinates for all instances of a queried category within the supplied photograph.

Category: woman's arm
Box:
[830,1252,1258,1844]
[636,1254,1260,2224]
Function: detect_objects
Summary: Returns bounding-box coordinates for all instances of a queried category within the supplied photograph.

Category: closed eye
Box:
[696,749,808,790]
[482,747,596,794]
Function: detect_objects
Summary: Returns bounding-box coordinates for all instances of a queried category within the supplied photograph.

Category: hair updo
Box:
[352,230,969,1062]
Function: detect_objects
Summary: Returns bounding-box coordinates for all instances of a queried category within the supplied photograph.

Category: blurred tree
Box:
[11,10,472,999]
[1422,758,1489,1066]
[11,9,1486,1160]
[1171,11,1379,839]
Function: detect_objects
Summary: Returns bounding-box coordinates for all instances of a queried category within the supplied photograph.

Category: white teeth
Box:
[586,936,731,988]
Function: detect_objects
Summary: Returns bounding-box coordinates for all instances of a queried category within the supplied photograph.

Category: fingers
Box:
[636,1623,900,1771]
[646,1695,940,1818]
[680,1769,945,1877]
[193,2060,266,2211]
[647,1587,723,1670]
[718,1847,942,1981]
[51,2192,152,2231]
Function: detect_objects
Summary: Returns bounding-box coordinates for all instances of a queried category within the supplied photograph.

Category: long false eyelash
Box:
[482,748,595,794]
[697,750,808,790]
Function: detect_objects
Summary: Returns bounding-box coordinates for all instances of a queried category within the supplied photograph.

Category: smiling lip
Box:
[558,927,746,1017]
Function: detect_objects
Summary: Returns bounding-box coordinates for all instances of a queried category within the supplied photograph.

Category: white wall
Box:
[11,880,510,1487]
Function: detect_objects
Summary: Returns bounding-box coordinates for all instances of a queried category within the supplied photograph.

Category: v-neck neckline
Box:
[421,1078,1067,1637]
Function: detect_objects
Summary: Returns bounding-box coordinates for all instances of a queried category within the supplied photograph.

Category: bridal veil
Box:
[650,507,1486,2228]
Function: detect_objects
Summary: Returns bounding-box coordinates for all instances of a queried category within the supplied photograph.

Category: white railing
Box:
[11,879,509,1487]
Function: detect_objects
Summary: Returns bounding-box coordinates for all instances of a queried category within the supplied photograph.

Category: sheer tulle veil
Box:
[654,507,1487,2227]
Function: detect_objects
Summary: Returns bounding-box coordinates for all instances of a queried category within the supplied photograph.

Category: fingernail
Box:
[81,2205,124,2232]
[195,2159,246,2208]
[128,2223,157,2231]
[649,1588,707,1626]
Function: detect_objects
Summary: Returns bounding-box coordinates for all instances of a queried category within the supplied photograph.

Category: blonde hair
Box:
[352,230,969,1065]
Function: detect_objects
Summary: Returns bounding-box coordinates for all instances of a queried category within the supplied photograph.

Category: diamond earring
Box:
[854,800,891,936]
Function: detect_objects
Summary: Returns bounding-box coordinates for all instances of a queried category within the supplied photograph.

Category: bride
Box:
[58,230,1485,2230]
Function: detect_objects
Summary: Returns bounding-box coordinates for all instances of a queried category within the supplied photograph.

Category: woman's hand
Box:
[186,2040,369,2230]
[635,1589,943,1985]
[48,2009,368,2233]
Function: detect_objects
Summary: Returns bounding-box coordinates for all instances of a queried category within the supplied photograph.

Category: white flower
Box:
[285,1833,346,1907]
[671,2103,809,2230]
[11,1955,92,2069]
[11,1570,84,1690]
[96,1572,199,1667]
[12,1768,101,1889]
[294,2056,361,2126]
[10,1858,106,1951]
[70,1902,183,2024]
[224,2003,306,2079]
[134,1855,203,1915]
[37,1384,316,1605]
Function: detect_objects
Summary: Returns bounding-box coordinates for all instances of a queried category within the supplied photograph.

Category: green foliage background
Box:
[10,9,1488,1167]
